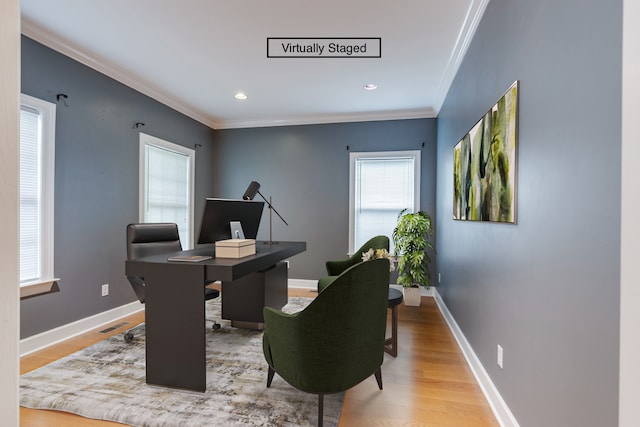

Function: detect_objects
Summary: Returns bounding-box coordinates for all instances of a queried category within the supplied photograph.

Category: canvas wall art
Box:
[453,81,519,223]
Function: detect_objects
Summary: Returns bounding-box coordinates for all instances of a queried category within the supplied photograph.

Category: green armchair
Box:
[317,235,390,292]
[262,258,390,426]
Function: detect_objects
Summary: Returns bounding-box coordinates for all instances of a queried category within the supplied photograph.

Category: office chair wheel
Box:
[212,323,221,330]
[124,332,134,343]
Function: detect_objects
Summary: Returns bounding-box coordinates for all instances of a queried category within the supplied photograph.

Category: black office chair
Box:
[124,223,220,342]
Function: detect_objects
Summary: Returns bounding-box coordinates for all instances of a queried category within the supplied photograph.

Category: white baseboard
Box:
[20,277,315,356]
[20,301,144,357]
[290,279,435,297]
[288,278,318,290]
[19,280,518,427]
[432,288,520,427]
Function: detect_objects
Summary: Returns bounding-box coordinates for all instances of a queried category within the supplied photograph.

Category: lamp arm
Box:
[257,190,289,226]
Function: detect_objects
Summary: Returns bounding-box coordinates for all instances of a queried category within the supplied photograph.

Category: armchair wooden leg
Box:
[318,393,324,427]
[267,366,275,388]
[384,304,399,357]
[374,368,383,390]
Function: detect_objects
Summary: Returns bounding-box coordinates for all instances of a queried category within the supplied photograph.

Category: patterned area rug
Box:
[20,297,343,427]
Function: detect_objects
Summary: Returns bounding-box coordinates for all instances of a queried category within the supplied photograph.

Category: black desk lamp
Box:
[242,181,288,244]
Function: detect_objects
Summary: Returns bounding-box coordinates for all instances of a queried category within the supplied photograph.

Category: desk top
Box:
[125,241,306,282]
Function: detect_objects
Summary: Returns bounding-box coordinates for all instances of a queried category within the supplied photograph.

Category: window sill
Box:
[20,278,60,299]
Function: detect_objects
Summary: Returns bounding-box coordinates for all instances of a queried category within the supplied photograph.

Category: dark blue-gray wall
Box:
[436,1,622,426]
[22,2,623,422]
[20,36,216,339]
[212,120,437,280]
[20,35,437,336]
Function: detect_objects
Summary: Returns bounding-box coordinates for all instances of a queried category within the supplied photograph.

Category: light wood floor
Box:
[20,289,498,427]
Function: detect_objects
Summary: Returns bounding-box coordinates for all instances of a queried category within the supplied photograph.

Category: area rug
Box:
[20,297,343,427]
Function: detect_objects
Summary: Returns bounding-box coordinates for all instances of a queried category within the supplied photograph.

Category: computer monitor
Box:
[197,198,265,244]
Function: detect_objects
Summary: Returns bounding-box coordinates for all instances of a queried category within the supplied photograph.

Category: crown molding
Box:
[213,108,436,129]
[433,0,491,113]
[21,8,472,131]
[21,17,217,129]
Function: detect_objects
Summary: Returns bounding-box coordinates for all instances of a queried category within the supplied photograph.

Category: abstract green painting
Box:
[453,81,518,223]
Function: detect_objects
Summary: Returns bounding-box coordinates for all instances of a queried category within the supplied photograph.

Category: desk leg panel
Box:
[144,263,206,392]
[222,262,288,324]
[264,262,288,309]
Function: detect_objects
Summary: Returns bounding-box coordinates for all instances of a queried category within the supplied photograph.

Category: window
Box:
[349,151,420,254]
[139,133,195,248]
[19,94,57,290]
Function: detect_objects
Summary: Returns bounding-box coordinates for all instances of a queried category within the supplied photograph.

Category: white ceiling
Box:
[20,0,488,129]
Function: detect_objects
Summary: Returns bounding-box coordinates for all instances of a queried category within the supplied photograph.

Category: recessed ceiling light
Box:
[363,84,378,91]
[234,92,248,100]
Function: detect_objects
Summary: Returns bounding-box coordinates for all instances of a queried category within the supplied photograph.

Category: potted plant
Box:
[392,209,434,306]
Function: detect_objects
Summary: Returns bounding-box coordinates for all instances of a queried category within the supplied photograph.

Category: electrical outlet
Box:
[101,283,109,297]
[497,345,504,369]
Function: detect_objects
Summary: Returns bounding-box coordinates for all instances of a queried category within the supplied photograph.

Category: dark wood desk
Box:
[125,241,306,392]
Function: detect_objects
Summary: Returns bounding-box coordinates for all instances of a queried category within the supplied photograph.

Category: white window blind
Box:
[20,107,41,281]
[140,133,194,248]
[349,151,420,253]
[19,94,56,287]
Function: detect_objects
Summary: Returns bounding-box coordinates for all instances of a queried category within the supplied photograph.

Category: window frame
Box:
[348,150,421,254]
[138,132,195,249]
[19,93,58,297]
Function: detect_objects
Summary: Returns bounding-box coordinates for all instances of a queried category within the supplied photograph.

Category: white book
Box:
[167,255,212,262]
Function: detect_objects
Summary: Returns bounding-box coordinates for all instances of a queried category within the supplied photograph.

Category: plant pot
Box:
[403,287,422,306]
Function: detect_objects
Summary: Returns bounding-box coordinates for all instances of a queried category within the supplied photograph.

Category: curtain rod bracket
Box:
[56,94,69,107]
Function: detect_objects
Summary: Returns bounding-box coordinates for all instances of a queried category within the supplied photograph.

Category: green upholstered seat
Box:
[317,235,390,293]
[262,258,391,426]
[316,274,336,291]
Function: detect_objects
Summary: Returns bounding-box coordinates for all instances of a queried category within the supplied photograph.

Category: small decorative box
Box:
[215,239,256,258]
